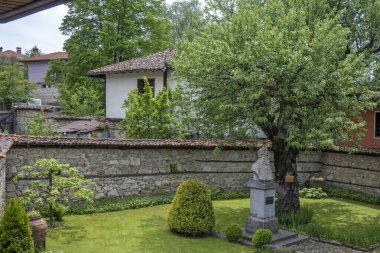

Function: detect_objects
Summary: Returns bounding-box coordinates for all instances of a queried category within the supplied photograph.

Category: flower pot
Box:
[29,216,48,250]
[285,175,295,183]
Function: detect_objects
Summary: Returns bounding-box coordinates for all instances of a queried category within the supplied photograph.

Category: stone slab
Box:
[245,216,279,234]
[242,229,309,248]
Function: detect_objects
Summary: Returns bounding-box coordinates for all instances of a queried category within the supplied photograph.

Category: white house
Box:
[88,49,176,119]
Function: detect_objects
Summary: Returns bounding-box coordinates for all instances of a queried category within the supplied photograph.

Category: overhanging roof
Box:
[0,0,67,23]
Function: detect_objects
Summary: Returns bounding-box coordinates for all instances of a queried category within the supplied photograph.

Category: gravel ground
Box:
[286,240,377,253]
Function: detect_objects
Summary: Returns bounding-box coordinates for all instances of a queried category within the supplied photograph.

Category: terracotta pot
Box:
[29,217,48,247]
[285,175,295,183]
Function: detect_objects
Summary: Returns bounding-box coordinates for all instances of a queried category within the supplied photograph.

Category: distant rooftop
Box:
[88,49,174,76]
[0,0,67,23]
[0,47,27,61]
[21,52,68,62]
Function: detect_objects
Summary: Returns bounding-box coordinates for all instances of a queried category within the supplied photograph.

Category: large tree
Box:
[173,0,379,213]
[46,0,171,116]
[167,0,206,44]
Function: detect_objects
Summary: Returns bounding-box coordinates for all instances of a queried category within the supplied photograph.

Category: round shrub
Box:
[168,179,215,236]
[0,198,33,253]
[225,224,242,242]
[252,228,272,248]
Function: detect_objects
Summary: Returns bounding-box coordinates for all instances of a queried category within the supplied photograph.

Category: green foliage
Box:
[25,112,57,136]
[0,198,33,253]
[252,229,272,249]
[302,223,380,249]
[299,188,328,199]
[39,204,68,222]
[224,224,242,242]
[0,64,36,108]
[27,210,41,219]
[167,0,206,44]
[67,194,174,215]
[168,179,215,236]
[14,159,95,224]
[67,190,249,215]
[277,207,314,229]
[323,186,380,204]
[121,77,190,139]
[45,0,170,116]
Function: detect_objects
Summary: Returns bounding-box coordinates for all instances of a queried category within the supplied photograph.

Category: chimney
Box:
[16,47,21,54]
[0,47,2,53]
[32,46,39,57]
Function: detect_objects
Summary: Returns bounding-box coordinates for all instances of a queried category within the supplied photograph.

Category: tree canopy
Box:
[46,0,171,116]
[173,0,379,212]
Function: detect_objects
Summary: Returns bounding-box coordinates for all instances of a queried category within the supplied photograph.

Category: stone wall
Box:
[321,152,380,195]
[5,146,256,199]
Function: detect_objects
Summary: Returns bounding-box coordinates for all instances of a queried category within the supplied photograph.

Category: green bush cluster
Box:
[38,204,68,222]
[299,188,328,199]
[224,224,242,242]
[168,179,215,236]
[323,186,380,204]
[277,207,314,229]
[68,194,174,215]
[67,189,249,215]
[252,228,272,248]
[0,198,33,253]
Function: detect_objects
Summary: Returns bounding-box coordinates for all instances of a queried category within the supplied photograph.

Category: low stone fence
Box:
[0,135,379,214]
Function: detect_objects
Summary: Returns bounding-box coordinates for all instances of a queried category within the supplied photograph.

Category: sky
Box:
[0,0,176,54]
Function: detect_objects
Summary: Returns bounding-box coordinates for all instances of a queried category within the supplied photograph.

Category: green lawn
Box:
[47,198,380,252]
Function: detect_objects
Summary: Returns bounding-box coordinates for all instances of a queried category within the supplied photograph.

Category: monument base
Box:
[245,215,279,234]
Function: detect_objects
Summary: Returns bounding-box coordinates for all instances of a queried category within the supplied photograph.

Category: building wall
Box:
[31,86,59,105]
[105,71,176,119]
[27,61,49,83]
[360,107,380,149]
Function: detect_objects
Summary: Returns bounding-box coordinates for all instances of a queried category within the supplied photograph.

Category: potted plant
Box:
[27,210,48,251]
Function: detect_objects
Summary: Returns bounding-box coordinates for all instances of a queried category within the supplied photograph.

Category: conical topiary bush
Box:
[0,198,33,253]
[168,179,215,236]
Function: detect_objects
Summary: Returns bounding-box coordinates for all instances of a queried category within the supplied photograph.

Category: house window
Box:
[375,112,380,138]
[137,78,155,96]
[41,84,51,88]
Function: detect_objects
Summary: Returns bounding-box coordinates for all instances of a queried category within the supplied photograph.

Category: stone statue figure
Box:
[251,146,273,181]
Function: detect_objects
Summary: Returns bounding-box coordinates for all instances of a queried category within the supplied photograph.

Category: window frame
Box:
[374,111,380,139]
[137,78,155,96]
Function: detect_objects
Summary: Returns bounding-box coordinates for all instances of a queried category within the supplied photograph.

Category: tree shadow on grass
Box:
[48,225,87,245]
[303,200,380,231]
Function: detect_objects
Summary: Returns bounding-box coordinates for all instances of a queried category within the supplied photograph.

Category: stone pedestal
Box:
[245,180,278,234]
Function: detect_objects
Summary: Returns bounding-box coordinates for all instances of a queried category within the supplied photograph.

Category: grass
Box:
[47,199,252,253]
[46,198,380,252]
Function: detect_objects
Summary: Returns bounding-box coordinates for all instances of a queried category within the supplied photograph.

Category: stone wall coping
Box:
[12,105,60,112]
[0,135,261,150]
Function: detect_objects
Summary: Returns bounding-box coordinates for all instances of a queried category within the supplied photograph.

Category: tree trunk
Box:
[48,170,53,225]
[272,139,300,213]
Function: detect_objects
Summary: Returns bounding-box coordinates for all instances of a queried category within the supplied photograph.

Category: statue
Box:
[251,146,273,181]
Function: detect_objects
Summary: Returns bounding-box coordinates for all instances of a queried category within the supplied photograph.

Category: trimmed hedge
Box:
[168,179,215,236]
[323,186,380,205]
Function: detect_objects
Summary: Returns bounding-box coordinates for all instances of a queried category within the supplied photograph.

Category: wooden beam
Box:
[0,0,67,23]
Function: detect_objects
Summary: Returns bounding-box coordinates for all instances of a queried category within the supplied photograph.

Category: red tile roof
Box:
[88,49,174,76]
[0,50,27,60]
[21,52,68,62]
[0,135,257,150]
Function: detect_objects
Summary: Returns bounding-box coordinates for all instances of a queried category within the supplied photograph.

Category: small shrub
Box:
[206,185,221,198]
[0,198,33,253]
[168,179,215,236]
[38,204,68,221]
[252,228,272,248]
[299,188,327,199]
[225,224,242,242]
[277,207,314,229]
